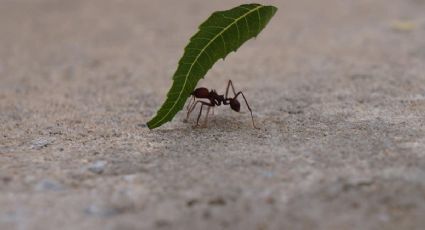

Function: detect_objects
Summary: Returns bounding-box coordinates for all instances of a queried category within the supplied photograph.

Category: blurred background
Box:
[1,0,425,230]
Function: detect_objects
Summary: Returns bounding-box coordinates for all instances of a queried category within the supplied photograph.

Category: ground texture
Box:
[1,0,425,229]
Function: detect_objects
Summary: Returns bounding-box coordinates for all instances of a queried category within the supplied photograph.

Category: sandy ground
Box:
[1,0,425,229]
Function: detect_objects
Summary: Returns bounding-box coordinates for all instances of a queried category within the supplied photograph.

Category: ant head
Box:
[230,98,240,112]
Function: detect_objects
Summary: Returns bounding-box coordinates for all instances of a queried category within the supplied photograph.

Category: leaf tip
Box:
[146,121,155,130]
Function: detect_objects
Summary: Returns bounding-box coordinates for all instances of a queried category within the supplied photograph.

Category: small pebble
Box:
[123,174,138,182]
[208,197,226,206]
[84,204,119,217]
[391,20,416,32]
[262,171,274,178]
[2,176,12,183]
[155,219,171,228]
[31,138,54,150]
[137,123,147,128]
[35,179,63,192]
[88,161,107,174]
[186,199,199,207]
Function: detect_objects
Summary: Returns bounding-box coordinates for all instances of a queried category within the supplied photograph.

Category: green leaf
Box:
[147,3,277,129]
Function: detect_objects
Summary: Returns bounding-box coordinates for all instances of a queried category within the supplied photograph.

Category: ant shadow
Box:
[183,114,258,132]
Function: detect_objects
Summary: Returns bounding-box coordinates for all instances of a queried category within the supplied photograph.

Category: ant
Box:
[184,80,258,128]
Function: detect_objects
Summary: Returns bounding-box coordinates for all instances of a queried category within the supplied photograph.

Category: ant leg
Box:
[195,101,214,128]
[186,96,195,111]
[202,106,211,127]
[187,100,205,122]
[225,80,237,98]
[234,92,259,129]
[185,96,196,122]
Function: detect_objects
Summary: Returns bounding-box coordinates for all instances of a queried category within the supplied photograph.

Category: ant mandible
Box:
[184,80,258,128]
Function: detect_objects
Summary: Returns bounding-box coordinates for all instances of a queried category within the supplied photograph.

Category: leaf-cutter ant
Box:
[184,80,258,128]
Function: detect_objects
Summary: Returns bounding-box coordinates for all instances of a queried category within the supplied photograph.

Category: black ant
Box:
[184,80,258,128]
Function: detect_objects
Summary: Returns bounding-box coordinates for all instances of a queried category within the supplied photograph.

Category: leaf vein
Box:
[203,25,225,29]
[222,15,236,21]
[220,34,227,54]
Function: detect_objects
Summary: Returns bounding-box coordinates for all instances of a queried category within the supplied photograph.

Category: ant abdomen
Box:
[192,87,209,98]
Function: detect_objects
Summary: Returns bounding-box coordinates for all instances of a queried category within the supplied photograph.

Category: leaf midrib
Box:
[150,5,263,127]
